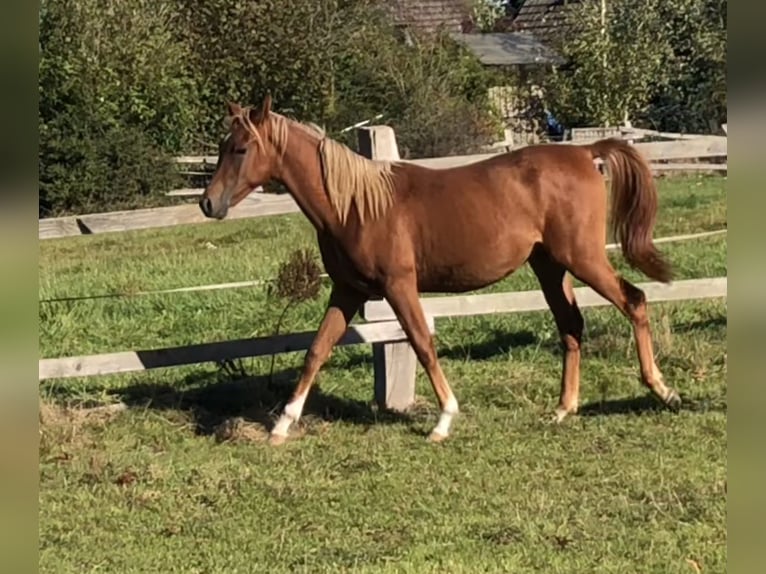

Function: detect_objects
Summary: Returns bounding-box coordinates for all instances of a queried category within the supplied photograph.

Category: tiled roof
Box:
[390,0,473,35]
[511,0,581,41]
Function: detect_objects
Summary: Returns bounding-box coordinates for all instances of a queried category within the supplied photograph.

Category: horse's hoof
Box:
[663,388,682,411]
[268,433,288,447]
[552,409,569,424]
[550,406,577,424]
[427,431,448,443]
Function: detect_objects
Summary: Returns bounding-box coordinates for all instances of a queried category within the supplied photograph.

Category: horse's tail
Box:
[587,138,673,283]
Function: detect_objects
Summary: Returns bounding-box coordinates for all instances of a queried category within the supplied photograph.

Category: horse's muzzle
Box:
[199,197,227,220]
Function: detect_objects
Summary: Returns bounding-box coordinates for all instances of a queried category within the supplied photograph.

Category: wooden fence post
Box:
[356,126,418,412]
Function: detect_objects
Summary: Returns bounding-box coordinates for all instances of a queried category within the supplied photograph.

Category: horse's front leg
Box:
[269,283,366,445]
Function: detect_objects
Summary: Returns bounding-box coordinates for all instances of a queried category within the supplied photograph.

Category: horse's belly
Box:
[416,256,524,293]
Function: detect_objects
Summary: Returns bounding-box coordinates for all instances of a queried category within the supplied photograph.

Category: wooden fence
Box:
[39,127,727,240]
[39,125,728,412]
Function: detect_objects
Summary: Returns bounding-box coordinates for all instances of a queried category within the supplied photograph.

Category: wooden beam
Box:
[650,163,727,172]
[402,137,726,170]
[362,277,727,322]
[38,217,82,239]
[633,137,727,161]
[174,155,218,165]
[38,319,434,381]
[166,187,265,197]
[39,194,300,239]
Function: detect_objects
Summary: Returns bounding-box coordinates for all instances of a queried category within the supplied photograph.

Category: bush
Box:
[39,0,201,216]
[39,123,182,216]
[344,28,502,158]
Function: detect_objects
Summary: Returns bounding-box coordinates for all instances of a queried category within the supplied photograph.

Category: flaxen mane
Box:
[231,107,397,225]
[318,137,397,225]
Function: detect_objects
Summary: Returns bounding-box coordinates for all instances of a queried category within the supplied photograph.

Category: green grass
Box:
[39,175,727,573]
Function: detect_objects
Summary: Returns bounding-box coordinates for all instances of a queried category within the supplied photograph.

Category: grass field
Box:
[39,175,727,573]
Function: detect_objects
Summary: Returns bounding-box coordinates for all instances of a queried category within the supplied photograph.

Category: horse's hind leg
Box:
[383,276,458,442]
[565,254,681,409]
[529,248,584,422]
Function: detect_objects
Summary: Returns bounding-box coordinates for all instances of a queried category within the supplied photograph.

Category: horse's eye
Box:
[233,148,247,155]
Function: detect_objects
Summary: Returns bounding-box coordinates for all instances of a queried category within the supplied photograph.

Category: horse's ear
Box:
[226,101,242,117]
[261,93,272,116]
[250,93,272,124]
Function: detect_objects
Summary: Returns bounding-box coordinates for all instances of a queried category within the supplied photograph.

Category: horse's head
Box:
[199,95,281,220]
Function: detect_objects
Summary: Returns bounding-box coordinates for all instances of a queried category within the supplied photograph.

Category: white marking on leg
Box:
[432,394,459,438]
[271,391,308,437]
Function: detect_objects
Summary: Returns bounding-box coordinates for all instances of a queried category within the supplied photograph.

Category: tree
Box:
[540,0,671,128]
[537,0,726,133]
[647,0,727,132]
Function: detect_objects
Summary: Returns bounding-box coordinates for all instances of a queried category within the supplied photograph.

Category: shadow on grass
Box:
[115,366,414,437]
[578,394,726,417]
[673,314,727,333]
[438,329,542,361]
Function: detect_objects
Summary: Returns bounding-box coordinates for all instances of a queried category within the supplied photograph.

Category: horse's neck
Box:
[275,131,336,233]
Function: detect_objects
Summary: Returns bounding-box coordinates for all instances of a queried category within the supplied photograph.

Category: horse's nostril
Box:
[199,197,212,216]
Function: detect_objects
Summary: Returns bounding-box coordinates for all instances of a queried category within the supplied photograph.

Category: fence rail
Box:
[39,229,727,304]
[39,131,727,240]
[39,318,431,381]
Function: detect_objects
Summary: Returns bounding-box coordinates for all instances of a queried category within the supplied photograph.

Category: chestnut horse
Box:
[199,95,680,445]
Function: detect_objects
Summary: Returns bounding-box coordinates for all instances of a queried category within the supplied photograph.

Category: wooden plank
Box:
[362,277,727,322]
[633,137,727,161]
[40,230,724,304]
[626,127,711,141]
[570,126,622,141]
[404,136,726,170]
[373,341,417,412]
[39,319,434,381]
[166,186,265,197]
[357,125,402,161]
[40,194,300,239]
[175,155,218,165]
[38,217,82,239]
[165,188,206,197]
[650,163,727,172]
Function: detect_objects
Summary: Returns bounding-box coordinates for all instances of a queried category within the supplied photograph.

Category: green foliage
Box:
[353,30,502,158]
[646,0,727,132]
[470,0,506,32]
[540,0,726,133]
[175,0,393,138]
[39,0,501,215]
[39,0,197,215]
[39,122,182,216]
[176,0,499,155]
[540,0,671,128]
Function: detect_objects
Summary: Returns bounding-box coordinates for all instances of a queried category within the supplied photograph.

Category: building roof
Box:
[388,1,564,66]
[390,0,472,35]
[511,0,581,42]
[449,32,564,66]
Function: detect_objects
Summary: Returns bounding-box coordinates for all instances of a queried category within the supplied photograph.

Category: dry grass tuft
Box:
[213,417,270,444]
[39,400,127,455]
[273,248,322,304]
